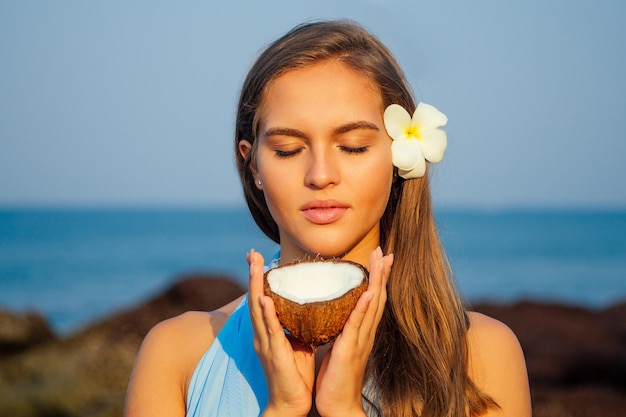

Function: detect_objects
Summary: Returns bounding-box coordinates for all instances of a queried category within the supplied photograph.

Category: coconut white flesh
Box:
[267,262,365,305]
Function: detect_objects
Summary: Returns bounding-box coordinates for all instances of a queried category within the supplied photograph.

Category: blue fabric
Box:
[186,253,280,417]
[186,295,268,417]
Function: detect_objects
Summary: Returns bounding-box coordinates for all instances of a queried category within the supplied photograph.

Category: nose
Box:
[304,146,339,189]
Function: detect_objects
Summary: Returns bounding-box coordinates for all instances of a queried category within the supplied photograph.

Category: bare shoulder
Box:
[147,294,244,349]
[124,295,246,417]
[466,311,532,417]
[467,311,519,346]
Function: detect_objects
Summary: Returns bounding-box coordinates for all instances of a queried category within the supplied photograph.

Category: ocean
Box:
[1,208,625,335]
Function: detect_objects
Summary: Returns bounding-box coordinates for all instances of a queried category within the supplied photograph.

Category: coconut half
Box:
[263,259,368,347]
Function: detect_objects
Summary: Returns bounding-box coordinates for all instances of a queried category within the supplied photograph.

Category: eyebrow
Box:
[333,121,380,135]
[263,127,307,139]
[263,121,380,139]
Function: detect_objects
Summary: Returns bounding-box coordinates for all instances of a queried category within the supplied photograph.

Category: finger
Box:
[260,297,315,384]
[368,247,385,292]
[248,249,266,301]
[353,249,393,345]
[357,248,386,328]
[328,292,373,356]
[363,255,391,347]
[338,247,384,341]
[259,296,286,346]
[375,253,393,317]
[257,275,296,358]
[248,250,270,349]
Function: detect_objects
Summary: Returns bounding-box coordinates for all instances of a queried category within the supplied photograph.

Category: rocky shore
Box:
[1,275,624,417]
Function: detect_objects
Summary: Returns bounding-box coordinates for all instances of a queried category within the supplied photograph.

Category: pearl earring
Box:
[257,179,262,186]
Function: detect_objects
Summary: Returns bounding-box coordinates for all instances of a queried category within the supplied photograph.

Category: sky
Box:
[1,0,625,209]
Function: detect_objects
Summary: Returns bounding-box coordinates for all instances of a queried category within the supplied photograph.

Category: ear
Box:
[238,140,262,190]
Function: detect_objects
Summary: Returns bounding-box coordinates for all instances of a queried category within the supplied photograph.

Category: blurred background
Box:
[1,1,625,416]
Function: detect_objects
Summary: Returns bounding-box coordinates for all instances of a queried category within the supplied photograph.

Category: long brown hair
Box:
[234,20,497,416]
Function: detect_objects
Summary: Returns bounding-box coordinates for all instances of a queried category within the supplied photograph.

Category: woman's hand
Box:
[314,247,393,417]
[247,250,316,417]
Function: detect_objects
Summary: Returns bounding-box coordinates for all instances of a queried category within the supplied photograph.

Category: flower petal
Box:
[412,102,448,131]
[384,104,412,140]
[399,159,426,179]
[391,139,423,171]
[418,129,447,163]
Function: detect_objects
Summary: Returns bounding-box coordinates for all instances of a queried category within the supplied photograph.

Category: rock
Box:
[531,386,626,417]
[73,273,246,344]
[0,310,55,355]
[0,274,245,417]
[472,300,626,417]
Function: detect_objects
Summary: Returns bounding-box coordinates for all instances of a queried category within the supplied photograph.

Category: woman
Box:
[125,20,531,417]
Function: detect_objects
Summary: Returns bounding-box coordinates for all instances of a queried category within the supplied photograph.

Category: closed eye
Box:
[275,148,303,158]
[339,146,369,154]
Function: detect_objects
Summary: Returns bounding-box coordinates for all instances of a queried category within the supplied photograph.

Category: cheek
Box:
[256,157,294,215]
[369,171,394,208]
[256,147,286,186]
[362,146,394,185]
[354,154,394,208]
[262,182,288,211]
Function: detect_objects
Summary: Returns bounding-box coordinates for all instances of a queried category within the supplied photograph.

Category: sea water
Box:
[0,208,624,334]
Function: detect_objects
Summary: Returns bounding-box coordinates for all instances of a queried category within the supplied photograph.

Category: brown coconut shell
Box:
[263,259,369,347]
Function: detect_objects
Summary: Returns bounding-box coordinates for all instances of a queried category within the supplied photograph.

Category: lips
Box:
[301,200,349,225]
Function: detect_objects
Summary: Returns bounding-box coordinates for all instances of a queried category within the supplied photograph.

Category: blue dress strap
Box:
[186,295,268,416]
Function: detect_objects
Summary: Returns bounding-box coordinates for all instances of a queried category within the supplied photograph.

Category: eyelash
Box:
[274,149,302,159]
[340,146,368,154]
[273,146,369,159]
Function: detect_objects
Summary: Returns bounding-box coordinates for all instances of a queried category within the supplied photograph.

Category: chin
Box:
[283,228,376,264]
[299,241,358,261]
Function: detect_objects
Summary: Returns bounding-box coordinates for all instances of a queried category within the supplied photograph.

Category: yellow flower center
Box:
[405,125,420,139]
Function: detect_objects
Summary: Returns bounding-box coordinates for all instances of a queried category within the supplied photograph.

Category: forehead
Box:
[257,60,383,131]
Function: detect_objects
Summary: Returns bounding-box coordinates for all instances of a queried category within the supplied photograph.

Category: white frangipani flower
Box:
[383,102,448,179]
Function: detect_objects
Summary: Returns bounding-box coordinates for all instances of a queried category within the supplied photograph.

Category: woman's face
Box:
[241,60,394,266]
